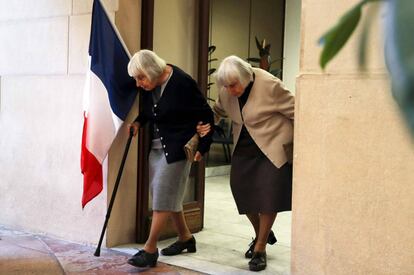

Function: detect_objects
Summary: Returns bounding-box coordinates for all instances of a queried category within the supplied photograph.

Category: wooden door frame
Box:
[136,0,210,243]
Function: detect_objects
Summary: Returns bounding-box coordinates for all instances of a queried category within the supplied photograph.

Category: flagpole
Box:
[98,0,132,59]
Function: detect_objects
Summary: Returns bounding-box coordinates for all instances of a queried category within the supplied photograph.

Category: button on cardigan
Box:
[135,65,214,164]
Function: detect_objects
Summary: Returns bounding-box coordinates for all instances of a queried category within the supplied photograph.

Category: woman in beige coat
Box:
[198,55,294,272]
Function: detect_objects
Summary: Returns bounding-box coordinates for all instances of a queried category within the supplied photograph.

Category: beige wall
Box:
[209,0,286,100]
[283,0,301,92]
[153,0,198,79]
[0,0,141,247]
[249,0,285,71]
[292,0,414,274]
[210,0,250,61]
[116,0,141,56]
[209,0,250,101]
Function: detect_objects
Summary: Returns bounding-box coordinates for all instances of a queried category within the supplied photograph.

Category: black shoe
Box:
[245,230,277,258]
[248,251,267,272]
[267,230,277,245]
[127,249,159,267]
[161,236,196,256]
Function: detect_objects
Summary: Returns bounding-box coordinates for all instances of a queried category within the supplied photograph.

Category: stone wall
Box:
[0,0,139,246]
[291,1,414,274]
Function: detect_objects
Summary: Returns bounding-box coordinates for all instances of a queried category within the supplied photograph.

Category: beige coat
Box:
[213,67,294,168]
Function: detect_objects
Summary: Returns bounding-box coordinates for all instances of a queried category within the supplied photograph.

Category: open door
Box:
[135,0,210,242]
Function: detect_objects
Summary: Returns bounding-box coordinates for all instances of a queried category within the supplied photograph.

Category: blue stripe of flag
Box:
[89,0,137,121]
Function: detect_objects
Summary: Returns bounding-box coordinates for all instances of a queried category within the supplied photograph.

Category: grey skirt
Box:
[149,139,191,212]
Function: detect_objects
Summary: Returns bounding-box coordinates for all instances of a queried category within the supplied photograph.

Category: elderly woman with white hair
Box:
[198,55,294,272]
[126,50,214,268]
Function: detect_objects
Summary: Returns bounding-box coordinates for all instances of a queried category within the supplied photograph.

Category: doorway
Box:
[206,0,286,170]
[135,2,301,273]
[135,0,209,242]
[193,1,298,273]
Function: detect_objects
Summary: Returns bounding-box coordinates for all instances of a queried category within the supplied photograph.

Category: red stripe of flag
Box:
[81,113,103,208]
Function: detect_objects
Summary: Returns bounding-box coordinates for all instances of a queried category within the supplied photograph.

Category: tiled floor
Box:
[0,225,202,274]
[0,174,291,275]
[116,175,292,275]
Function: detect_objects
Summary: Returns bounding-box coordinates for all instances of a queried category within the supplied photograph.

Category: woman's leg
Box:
[248,213,276,271]
[170,211,193,241]
[143,210,171,252]
[254,213,277,252]
[246,213,260,237]
[161,210,196,255]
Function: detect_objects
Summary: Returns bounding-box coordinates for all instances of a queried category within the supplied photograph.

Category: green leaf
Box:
[358,16,369,70]
[319,1,364,69]
[358,2,380,70]
[208,45,216,54]
[385,0,414,135]
[208,68,216,75]
[255,36,262,51]
[259,49,268,57]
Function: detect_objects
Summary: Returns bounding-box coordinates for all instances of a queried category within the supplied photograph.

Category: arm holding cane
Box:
[127,121,140,137]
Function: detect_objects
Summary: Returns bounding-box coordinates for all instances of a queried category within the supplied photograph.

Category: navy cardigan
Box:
[135,65,214,163]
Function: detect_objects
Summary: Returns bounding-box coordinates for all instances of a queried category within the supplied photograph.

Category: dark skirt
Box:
[230,126,292,214]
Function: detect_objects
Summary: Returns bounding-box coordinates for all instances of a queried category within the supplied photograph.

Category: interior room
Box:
[115,0,301,273]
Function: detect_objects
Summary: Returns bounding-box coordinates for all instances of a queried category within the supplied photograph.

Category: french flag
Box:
[81,0,137,208]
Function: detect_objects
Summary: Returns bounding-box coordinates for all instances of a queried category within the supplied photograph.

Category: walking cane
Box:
[94,126,135,257]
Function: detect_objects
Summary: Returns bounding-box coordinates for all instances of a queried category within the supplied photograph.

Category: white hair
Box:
[215,55,253,89]
[127,49,166,82]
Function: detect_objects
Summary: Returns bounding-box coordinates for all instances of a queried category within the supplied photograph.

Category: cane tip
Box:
[94,249,101,257]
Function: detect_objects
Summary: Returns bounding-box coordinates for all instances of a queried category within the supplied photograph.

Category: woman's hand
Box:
[197,121,211,137]
[128,122,140,137]
[194,151,203,162]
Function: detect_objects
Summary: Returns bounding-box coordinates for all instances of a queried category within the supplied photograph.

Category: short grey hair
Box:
[215,55,253,89]
[127,49,166,82]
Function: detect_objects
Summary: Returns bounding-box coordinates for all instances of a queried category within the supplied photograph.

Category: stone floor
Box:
[0,225,202,274]
[115,175,292,275]
[0,174,291,275]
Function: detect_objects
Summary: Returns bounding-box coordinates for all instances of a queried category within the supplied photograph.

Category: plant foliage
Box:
[319,0,414,135]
